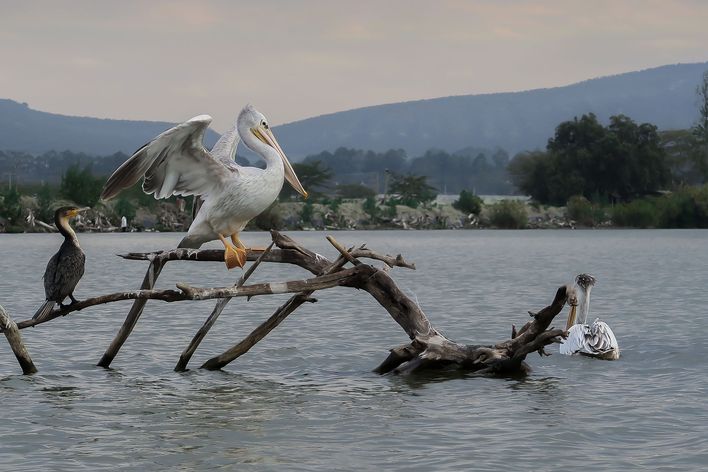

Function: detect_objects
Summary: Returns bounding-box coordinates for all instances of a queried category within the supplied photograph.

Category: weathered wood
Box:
[371,284,575,375]
[119,246,327,275]
[2,267,367,333]
[174,241,275,372]
[97,257,166,368]
[1,229,573,377]
[0,305,37,374]
[199,243,352,371]
[119,232,414,275]
[175,267,364,300]
[201,293,316,370]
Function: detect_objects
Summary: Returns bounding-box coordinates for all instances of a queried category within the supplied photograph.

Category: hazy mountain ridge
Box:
[1,62,706,158]
[273,62,708,157]
[0,99,219,156]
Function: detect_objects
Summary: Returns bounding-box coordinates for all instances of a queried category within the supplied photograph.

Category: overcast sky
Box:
[2,0,707,131]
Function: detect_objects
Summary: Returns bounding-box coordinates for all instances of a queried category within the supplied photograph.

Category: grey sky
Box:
[2,0,707,132]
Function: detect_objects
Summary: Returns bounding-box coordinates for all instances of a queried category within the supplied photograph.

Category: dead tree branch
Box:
[0,305,37,374]
[174,241,275,372]
[0,229,575,377]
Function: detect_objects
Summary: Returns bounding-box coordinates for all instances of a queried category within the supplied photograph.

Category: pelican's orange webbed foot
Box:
[224,245,247,269]
[219,233,247,270]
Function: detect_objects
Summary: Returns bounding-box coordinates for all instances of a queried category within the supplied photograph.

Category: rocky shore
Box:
[3,197,584,234]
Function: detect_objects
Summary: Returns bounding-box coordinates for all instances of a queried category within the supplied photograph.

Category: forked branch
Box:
[0,230,574,378]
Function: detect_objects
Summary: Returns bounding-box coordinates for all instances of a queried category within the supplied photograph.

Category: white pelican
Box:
[559,274,619,360]
[101,105,307,269]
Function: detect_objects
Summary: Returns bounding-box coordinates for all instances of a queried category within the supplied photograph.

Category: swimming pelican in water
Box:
[559,274,620,360]
[101,105,307,269]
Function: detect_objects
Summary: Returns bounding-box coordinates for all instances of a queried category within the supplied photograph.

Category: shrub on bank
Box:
[487,200,528,229]
[611,199,659,228]
[566,195,607,226]
[453,190,482,215]
[610,185,708,228]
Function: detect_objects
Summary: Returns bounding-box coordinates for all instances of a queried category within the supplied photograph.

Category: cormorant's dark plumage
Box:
[32,206,88,322]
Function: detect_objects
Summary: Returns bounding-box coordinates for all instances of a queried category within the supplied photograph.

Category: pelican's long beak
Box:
[565,304,577,331]
[252,126,308,199]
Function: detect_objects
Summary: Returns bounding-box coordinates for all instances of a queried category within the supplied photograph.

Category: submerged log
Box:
[1,230,575,376]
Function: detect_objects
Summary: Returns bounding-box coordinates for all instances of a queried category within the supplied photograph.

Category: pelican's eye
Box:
[262,121,268,129]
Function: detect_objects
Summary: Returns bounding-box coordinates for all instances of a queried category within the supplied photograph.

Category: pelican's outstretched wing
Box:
[101,115,236,201]
[209,122,241,167]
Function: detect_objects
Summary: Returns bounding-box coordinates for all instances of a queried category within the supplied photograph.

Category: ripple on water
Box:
[1,230,707,470]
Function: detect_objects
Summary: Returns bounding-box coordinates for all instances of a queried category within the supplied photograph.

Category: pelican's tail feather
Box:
[32,300,55,322]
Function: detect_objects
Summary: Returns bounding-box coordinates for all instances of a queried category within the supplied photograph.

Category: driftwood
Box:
[0,230,575,376]
[175,240,275,372]
[0,305,37,374]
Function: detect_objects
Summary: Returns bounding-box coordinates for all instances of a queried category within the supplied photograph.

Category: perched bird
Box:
[101,105,307,269]
[559,274,620,360]
[33,206,89,321]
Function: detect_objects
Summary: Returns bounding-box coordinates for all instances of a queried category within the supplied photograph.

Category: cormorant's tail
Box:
[32,300,55,322]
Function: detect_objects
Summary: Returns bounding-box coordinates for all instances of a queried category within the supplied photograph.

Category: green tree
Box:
[694,70,708,142]
[692,70,708,182]
[0,186,23,224]
[36,183,56,222]
[509,113,670,205]
[388,173,437,208]
[60,164,104,207]
[453,190,482,215]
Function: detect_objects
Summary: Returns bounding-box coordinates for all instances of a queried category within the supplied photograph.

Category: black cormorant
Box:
[32,206,89,322]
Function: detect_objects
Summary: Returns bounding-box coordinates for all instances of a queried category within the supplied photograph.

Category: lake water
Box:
[0,230,707,471]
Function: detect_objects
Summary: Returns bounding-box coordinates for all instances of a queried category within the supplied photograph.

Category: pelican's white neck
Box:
[240,127,282,170]
[577,284,593,325]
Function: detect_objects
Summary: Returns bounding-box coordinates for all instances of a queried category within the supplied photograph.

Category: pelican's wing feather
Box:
[587,319,619,353]
[559,320,619,359]
[559,324,587,355]
[101,115,236,200]
[209,122,241,169]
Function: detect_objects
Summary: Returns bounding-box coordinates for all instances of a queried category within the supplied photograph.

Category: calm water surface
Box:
[0,230,706,471]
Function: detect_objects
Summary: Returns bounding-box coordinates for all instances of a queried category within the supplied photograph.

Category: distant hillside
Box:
[273,62,708,158]
[1,62,706,158]
[0,99,218,155]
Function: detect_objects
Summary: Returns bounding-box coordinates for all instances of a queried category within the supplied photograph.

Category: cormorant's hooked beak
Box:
[68,207,91,218]
[251,125,308,199]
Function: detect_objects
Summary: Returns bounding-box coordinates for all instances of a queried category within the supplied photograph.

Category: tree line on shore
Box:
[1,72,707,230]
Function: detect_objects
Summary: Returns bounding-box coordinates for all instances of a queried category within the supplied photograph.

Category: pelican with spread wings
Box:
[101,105,307,269]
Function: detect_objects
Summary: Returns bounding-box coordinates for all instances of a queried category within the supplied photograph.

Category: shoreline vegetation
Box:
[2,186,707,234]
[2,81,707,233]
